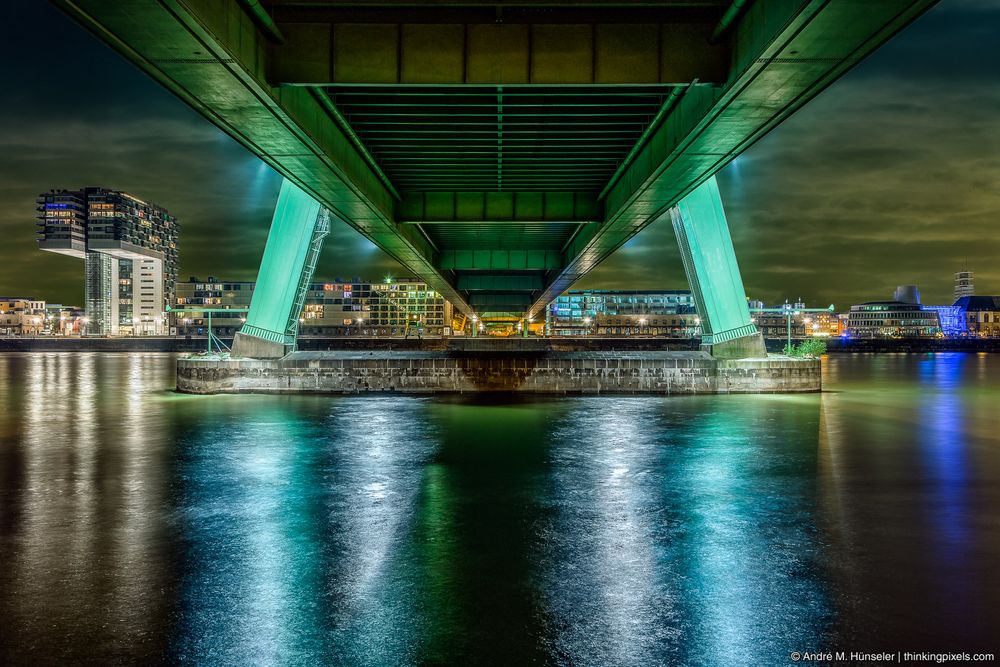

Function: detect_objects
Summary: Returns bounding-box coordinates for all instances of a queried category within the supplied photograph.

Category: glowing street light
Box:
[752,303,835,354]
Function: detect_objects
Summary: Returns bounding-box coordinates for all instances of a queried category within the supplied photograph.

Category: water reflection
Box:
[0,353,177,664]
[537,396,832,666]
[409,398,555,664]
[815,354,1000,651]
[676,397,833,664]
[171,396,439,665]
[1,352,999,664]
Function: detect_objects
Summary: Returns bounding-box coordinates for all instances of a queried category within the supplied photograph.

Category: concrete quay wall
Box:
[176,351,820,395]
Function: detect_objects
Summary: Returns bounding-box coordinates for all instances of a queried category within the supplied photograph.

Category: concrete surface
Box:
[176,350,821,395]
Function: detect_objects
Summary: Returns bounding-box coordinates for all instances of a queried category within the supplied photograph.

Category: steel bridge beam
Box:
[469,293,533,308]
[55,0,937,327]
[51,0,476,318]
[439,250,562,271]
[271,20,729,86]
[397,191,601,224]
[670,176,764,359]
[234,179,324,358]
[458,275,544,291]
[527,0,937,319]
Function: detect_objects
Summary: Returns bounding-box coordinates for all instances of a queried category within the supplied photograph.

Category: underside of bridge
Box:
[53,0,936,349]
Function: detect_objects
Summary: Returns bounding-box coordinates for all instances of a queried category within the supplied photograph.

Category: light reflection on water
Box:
[1,352,999,665]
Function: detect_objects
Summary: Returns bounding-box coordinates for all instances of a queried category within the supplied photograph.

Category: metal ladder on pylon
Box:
[285,207,331,349]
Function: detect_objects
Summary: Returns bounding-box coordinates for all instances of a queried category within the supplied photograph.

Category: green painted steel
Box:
[241,179,323,346]
[457,275,543,291]
[670,176,757,346]
[469,293,532,308]
[438,249,562,271]
[274,19,729,86]
[525,0,938,318]
[51,0,938,325]
[286,208,331,348]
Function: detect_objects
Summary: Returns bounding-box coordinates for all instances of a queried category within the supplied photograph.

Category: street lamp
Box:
[750,303,835,354]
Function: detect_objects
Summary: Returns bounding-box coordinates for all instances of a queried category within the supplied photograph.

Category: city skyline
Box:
[1,0,997,309]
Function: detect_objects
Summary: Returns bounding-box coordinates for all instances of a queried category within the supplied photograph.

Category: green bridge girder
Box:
[52,0,938,332]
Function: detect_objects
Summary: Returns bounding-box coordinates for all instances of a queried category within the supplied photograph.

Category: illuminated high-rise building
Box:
[36,187,179,335]
[954,269,974,300]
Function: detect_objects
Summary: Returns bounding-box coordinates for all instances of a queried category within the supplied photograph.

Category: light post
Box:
[582,316,592,336]
[168,305,249,354]
[356,317,364,336]
[471,314,478,337]
[750,303,835,354]
[639,317,647,336]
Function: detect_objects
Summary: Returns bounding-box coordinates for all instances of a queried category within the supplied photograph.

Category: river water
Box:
[0,352,997,665]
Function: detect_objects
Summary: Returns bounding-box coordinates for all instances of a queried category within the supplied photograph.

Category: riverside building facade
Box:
[846,301,941,338]
[37,187,178,335]
[953,296,1000,337]
[174,277,452,337]
[547,290,698,336]
[0,298,46,336]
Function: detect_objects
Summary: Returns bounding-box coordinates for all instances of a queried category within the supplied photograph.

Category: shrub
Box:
[784,339,827,357]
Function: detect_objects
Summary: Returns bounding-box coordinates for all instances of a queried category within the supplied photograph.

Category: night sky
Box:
[1,0,997,309]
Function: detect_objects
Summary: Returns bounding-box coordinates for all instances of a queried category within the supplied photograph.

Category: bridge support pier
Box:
[670,176,766,360]
[232,179,328,359]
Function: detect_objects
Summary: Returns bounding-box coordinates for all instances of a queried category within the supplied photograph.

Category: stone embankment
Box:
[176,350,820,395]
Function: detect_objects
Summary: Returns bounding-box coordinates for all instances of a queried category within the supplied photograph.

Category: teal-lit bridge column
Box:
[233,179,328,358]
[670,176,766,359]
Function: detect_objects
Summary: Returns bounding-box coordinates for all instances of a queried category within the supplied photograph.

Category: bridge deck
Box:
[53,0,936,321]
